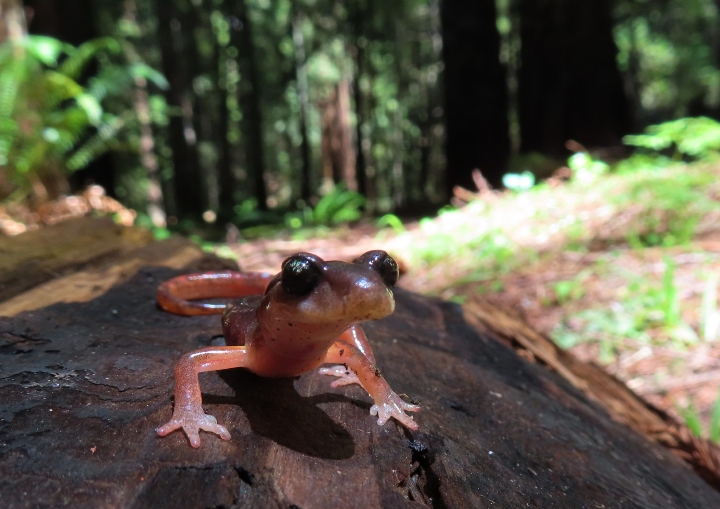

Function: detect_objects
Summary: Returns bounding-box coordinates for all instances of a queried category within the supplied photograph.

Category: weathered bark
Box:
[518,0,632,156]
[0,217,152,304]
[440,0,510,191]
[3,218,720,508]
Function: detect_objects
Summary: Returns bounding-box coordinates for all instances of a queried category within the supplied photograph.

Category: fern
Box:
[58,37,121,80]
[67,112,128,171]
[624,117,720,160]
[0,34,166,202]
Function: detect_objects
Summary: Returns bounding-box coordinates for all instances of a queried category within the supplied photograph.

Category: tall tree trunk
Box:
[233,0,267,211]
[518,0,632,156]
[24,0,92,46]
[440,0,510,192]
[319,89,337,185]
[350,3,367,196]
[320,81,356,189]
[336,79,356,189]
[123,0,165,227]
[156,0,205,220]
[215,29,234,223]
[292,8,313,203]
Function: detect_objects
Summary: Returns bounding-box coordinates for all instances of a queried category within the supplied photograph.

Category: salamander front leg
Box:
[322,341,420,430]
[157,346,248,447]
[319,325,375,387]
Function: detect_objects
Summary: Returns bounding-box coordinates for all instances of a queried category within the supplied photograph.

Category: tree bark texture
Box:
[518,0,632,156]
[2,219,720,508]
[440,0,510,192]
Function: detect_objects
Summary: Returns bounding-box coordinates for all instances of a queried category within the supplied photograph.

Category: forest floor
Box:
[231,228,720,439]
[227,161,720,439]
[3,159,720,439]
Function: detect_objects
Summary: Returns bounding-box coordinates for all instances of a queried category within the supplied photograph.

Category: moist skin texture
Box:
[155,251,420,448]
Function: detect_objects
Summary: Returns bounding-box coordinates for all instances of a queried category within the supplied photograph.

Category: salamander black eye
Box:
[281,253,323,295]
[355,250,399,287]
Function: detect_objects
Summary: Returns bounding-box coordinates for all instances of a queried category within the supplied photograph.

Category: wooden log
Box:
[1,219,720,508]
[0,217,154,303]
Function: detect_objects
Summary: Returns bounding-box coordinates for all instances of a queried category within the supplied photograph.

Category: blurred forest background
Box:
[2,0,720,231]
[5,0,720,440]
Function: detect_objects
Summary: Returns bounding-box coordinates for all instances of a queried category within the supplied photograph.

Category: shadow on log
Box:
[1,219,720,507]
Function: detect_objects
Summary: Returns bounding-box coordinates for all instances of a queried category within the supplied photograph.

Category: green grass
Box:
[680,391,720,443]
[393,157,719,298]
[552,258,703,362]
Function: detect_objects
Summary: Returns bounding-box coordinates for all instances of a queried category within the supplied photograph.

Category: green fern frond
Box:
[66,113,127,171]
[87,64,134,103]
[22,35,68,66]
[59,37,121,80]
[128,63,169,89]
[0,55,24,118]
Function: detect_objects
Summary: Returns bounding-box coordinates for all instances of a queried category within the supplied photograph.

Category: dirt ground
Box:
[228,222,720,432]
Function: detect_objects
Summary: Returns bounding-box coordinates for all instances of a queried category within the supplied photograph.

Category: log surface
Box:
[1,220,719,508]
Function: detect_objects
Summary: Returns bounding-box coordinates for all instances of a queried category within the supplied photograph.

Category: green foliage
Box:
[680,401,704,438]
[702,274,720,341]
[554,259,699,362]
[623,117,720,160]
[661,258,681,327]
[247,0,445,211]
[567,152,609,184]
[0,34,166,201]
[679,392,720,443]
[553,272,589,305]
[375,214,406,234]
[407,204,517,281]
[614,1,720,121]
[609,132,718,248]
[279,184,366,229]
[711,394,720,443]
[311,184,366,225]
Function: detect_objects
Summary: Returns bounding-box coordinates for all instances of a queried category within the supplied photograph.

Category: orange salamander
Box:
[156,250,420,447]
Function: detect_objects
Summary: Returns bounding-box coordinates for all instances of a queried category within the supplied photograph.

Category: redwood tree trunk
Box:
[518,0,632,156]
[156,0,206,220]
[440,0,510,192]
[320,81,356,189]
[234,0,267,211]
[292,7,313,203]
